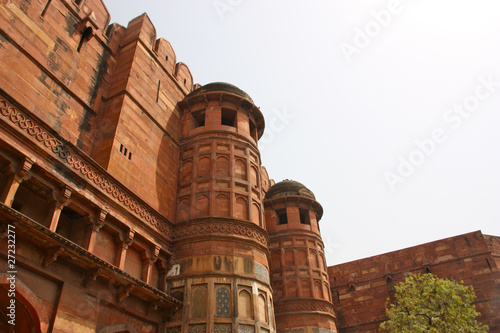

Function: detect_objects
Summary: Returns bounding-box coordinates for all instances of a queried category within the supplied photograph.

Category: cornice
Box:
[0,95,172,238]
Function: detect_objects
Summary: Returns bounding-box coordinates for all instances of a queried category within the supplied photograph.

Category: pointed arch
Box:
[251,203,261,225]
[235,196,248,220]
[197,156,210,178]
[215,155,230,177]
[0,274,49,332]
[235,159,247,180]
[191,285,207,318]
[215,193,229,217]
[258,293,268,323]
[238,289,253,319]
[196,194,209,217]
[301,279,312,297]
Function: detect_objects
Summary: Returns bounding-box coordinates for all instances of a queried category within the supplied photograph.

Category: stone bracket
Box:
[117,284,134,303]
[82,267,102,288]
[42,246,63,268]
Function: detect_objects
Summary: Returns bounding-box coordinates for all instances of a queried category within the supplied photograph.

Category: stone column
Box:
[0,157,34,206]
[85,208,108,253]
[116,229,135,270]
[142,245,160,284]
[48,186,72,232]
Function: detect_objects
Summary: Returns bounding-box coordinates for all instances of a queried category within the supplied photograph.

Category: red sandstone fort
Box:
[0,1,498,332]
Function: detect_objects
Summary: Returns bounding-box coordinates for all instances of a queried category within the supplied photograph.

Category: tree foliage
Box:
[380,273,488,333]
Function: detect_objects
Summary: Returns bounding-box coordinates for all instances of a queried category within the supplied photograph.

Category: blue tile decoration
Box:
[216,286,231,316]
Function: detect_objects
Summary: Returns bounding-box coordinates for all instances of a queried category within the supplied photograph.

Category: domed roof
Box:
[265,180,316,200]
[186,82,254,103]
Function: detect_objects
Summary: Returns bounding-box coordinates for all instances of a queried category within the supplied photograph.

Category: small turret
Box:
[264,180,337,333]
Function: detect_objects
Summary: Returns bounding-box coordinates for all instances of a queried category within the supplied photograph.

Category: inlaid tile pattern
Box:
[239,324,255,333]
[254,262,270,283]
[166,327,181,333]
[191,285,207,318]
[214,323,232,333]
[216,286,231,316]
[189,324,206,333]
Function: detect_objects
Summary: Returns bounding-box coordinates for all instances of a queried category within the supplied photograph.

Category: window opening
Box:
[299,208,310,225]
[192,110,205,128]
[276,208,288,225]
[77,26,93,52]
[221,108,236,127]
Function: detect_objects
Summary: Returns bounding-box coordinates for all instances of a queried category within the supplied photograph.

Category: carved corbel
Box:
[42,246,63,268]
[51,185,73,210]
[91,208,108,233]
[151,245,161,264]
[123,229,135,250]
[117,284,134,303]
[18,157,34,179]
[82,268,102,288]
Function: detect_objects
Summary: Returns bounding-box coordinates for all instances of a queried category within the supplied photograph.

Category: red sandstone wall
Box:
[0,0,193,220]
[328,231,500,332]
[0,0,115,153]
[92,13,193,220]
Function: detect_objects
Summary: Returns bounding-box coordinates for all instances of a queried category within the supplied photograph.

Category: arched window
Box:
[197,156,210,178]
[215,194,229,217]
[191,285,207,318]
[251,203,260,225]
[296,250,307,267]
[250,166,258,186]
[238,289,253,319]
[235,159,246,180]
[177,198,190,221]
[314,280,323,299]
[301,280,312,297]
[258,293,268,323]
[181,160,193,182]
[309,250,319,268]
[215,156,230,177]
[196,195,209,217]
[215,285,231,317]
[235,197,248,220]
[287,280,297,297]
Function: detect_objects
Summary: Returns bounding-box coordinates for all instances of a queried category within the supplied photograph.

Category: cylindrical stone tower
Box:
[168,82,275,332]
[264,180,337,333]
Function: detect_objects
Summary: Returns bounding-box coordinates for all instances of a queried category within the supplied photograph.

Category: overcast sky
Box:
[103,0,500,266]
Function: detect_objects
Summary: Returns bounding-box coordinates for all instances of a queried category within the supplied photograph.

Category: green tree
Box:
[380,273,488,333]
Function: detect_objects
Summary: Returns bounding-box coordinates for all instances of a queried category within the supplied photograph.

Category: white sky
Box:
[103,0,500,266]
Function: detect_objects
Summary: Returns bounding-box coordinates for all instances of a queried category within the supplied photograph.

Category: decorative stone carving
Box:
[173,220,267,246]
[274,300,336,316]
[42,246,63,268]
[0,98,171,237]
